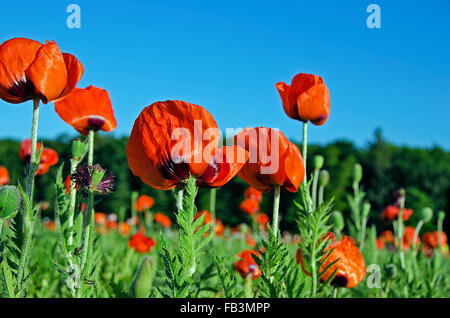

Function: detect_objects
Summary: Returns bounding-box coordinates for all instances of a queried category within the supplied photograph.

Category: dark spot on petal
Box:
[7,79,35,100]
[331,274,348,288]
[87,116,106,131]
[158,156,190,182]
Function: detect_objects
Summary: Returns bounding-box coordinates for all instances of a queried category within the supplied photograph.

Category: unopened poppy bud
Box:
[362,202,371,218]
[438,211,445,221]
[0,185,21,220]
[420,207,433,223]
[314,155,324,170]
[71,139,88,160]
[319,170,329,187]
[131,256,156,298]
[384,264,397,279]
[353,163,362,184]
[331,211,344,231]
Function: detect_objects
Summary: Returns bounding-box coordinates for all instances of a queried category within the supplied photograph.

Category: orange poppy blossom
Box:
[194,210,212,224]
[234,249,262,280]
[0,38,83,104]
[214,219,225,237]
[401,226,420,251]
[94,212,107,225]
[381,205,413,221]
[19,139,59,176]
[135,194,155,212]
[106,220,118,230]
[234,127,304,193]
[275,73,330,126]
[240,198,260,215]
[246,234,256,247]
[255,213,269,231]
[376,238,385,250]
[297,234,366,288]
[128,232,156,253]
[153,212,172,228]
[126,100,249,190]
[244,186,263,203]
[0,166,10,185]
[422,231,447,249]
[54,85,117,136]
[380,230,395,244]
[43,220,56,231]
[118,222,131,236]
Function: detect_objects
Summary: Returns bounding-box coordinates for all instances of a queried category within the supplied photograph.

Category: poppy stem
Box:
[87,130,94,166]
[396,204,406,270]
[244,275,253,297]
[26,98,40,200]
[209,188,217,225]
[302,122,308,186]
[272,185,281,235]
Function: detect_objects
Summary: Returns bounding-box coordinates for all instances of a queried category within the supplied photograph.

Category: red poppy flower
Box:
[244,186,263,203]
[194,210,212,224]
[44,220,56,231]
[380,230,394,243]
[0,166,10,185]
[0,38,83,104]
[214,219,224,237]
[376,238,385,250]
[423,231,447,249]
[126,100,248,190]
[128,233,156,253]
[54,86,117,136]
[136,195,155,212]
[234,127,304,192]
[106,220,118,230]
[275,73,330,126]
[401,226,420,250]
[94,212,107,225]
[234,249,261,280]
[154,212,172,228]
[297,235,366,288]
[19,139,59,176]
[246,234,256,247]
[118,222,131,236]
[255,213,269,230]
[382,205,413,221]
[240,198,260,215]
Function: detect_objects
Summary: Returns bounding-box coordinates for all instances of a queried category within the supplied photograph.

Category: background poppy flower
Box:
[235,127,304,192]
[275,73,330,126]
[136,195,155,212]
[0,166,10,185]
[376,238,385,250]
[19,139,59,176]
[401,226,420,250]
[244,186,263,203]
[154,212,172,228]
[240,198,259,215]
[54,86,117,136]
[297,235,366,288]
[382,205,413,221]
[94,212,107,225]
[234,249,261,280]
[0,38,83,104]
[128,233,156,253]
[118,222,131,236]
[214,219,224,237]
[194,210,212,224]
[255,213,269,230]
[127,100,248,190]
[423,231,447,249]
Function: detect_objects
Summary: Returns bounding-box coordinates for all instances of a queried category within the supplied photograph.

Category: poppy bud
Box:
[353,163,362,184]
[314,155,324,170]
[420,207,433,223]
[331,211,344,232]
[131,256,156,298]
[319,170,329,187]
[362,202,371,218]
[71,139,88,160]
[0,185,21,220]
[384,264,397,279]
[438,211,445,221]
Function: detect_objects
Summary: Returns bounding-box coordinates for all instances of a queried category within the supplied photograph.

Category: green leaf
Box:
[0,186,21,221]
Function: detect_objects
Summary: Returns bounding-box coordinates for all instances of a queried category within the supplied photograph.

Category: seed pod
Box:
[331,211,344,231]
[353,163,362,184]
[0,185,21,221]
[362,202,371,218]
[131,256,156,298]
[319,170,329,187]
[420,207,433,223]
[314,155,324,170]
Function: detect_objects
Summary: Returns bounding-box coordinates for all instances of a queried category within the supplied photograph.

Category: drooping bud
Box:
[314,155,324,171]
[353,163,362,184]
[319,170,329,187]
[438,211,445,221]
[420,207,433,223]
[331,211,344,232]
[131,256,156,298]
[362,202,371,218]
[0,185,21,221]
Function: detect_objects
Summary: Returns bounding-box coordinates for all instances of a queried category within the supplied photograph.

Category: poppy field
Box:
[0,29,449,300]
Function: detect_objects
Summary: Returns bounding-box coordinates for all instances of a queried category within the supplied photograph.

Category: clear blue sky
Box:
[1,0,449,149]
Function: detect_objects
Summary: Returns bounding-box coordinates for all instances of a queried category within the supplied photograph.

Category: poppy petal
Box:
[53,53,84,102]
